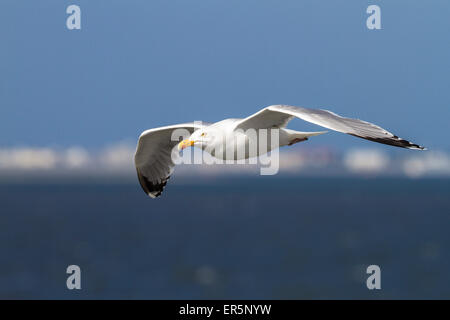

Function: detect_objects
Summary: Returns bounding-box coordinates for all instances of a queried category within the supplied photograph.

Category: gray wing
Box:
[134,122,207,198]
[235,105,425,150]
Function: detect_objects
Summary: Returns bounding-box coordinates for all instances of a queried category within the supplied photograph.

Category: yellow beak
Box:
[178,139,195,150]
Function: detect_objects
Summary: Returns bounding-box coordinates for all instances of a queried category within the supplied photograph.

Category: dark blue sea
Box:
[1,177,449,299]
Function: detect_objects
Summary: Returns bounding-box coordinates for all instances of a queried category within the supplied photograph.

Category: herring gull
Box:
[134,105,425,198]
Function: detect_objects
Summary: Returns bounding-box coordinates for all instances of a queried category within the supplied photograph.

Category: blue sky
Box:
[1,0,449,150]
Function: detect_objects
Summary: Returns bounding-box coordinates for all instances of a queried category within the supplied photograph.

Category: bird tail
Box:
[283,129,328,146]
[287,129,327,138]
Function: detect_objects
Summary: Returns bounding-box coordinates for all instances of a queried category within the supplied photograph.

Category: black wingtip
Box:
[391,135,426,150]
[349,134,426,151]
[136,168,170,199]
[408,145,427,151]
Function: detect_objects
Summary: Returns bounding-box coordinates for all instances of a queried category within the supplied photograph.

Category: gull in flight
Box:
[135,105,425,198]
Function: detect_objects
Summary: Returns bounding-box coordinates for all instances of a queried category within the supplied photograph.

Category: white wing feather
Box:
[235,105,425,150]
[134,122,207,198]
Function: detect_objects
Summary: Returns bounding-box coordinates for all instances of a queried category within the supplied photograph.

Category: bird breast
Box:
[205,128,285,160]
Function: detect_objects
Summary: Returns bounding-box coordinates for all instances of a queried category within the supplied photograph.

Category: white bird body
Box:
[135,105,425,198]
[187,118,327,160]
[209,127,326,160]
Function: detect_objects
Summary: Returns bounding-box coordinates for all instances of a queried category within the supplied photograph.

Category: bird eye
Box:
[201,133,206,137]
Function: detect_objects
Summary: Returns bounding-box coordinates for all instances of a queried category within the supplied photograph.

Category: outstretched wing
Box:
[235,105,425,150]
[135,122,207,198]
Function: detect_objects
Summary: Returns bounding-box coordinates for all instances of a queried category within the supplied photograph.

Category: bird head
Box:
[178,129,213,151]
